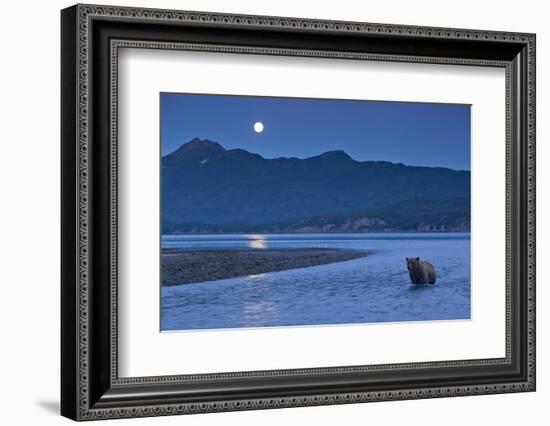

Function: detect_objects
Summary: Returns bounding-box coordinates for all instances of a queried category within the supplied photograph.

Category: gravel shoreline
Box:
[162,248,369,286]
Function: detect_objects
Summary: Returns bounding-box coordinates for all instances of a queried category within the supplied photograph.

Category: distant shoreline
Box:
[163,231,471,236]
[162,248,370,286]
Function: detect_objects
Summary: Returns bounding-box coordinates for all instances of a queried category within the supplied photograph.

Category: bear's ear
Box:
[405,257,409,261]
[415,257,420,261]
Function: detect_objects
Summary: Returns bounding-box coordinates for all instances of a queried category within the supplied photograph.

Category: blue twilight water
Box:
[161,233,470,331]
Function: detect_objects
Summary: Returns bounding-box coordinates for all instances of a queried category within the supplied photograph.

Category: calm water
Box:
[161,233,470,331]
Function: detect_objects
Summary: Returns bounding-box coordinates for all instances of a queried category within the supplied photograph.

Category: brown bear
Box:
[406,257,436,285]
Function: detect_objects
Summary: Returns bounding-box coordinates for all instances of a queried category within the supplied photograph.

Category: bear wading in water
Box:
[406,257,436,285]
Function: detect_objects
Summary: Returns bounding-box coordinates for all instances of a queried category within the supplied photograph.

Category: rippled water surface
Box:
[161,233,470,331]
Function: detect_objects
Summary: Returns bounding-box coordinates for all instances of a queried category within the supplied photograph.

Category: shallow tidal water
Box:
[161,233,471,331]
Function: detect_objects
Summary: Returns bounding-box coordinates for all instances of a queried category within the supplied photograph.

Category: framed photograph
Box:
[61,4,536,421]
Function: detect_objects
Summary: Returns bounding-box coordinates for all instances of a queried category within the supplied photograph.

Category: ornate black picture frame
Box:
[61,4,536,421]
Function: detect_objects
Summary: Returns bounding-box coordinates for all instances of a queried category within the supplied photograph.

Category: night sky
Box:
[161,93,471,170]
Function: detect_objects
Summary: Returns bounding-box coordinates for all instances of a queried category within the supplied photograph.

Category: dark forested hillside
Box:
[162,138,470,233]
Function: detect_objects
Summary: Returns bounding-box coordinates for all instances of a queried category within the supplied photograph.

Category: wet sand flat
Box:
[162,248,369,286]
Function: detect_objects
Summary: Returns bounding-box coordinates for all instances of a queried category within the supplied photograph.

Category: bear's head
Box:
[406,257,421,272]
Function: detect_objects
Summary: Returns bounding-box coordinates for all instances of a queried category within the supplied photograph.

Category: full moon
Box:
[253,122,264,133]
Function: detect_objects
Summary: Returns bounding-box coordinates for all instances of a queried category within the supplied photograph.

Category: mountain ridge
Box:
[162,138,470,233]
[163,138,469,172]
